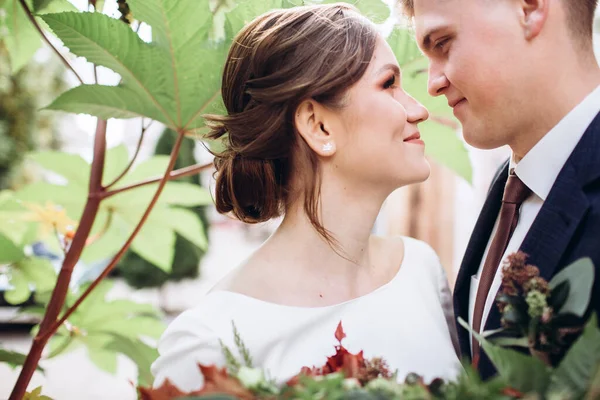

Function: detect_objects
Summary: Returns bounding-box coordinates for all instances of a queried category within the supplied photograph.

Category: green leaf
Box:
[40,11,176,126]
[27,151,90,187]
[114,155,171,184]
[304,0,390,24]
[103,333,158,387]
[129,217,176,272]
[225,0,285,37]
[15,182,86,219]
[0,348,44,371]
[87,346,118,375]
[102,144,130,187]
[32,0,53,12]
[157,207,208,250]
[550,314,600,398]
[5,258,57,305]
[458,317,551,394]
[35,0,77,13]
[126,0,220,128]
[549,258,595,317]
[80,210,129,263]
[109,182,213,208]
[0,232,25,263]
[421,120,472,183]
[45,85,169,126]
[387,26,422,67]
[23,385,54,400]
[489,336,529,348]
[1,0,42,72]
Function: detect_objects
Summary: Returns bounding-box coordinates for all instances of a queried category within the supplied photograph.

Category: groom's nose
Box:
[427,63,449,97]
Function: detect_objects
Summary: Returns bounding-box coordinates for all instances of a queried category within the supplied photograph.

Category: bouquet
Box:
[139,254,600,399]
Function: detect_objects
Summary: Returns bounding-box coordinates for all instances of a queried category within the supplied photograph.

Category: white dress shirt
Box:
[468,84,600,352]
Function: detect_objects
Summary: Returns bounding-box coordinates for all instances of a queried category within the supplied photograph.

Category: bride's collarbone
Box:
[212,236,405,306]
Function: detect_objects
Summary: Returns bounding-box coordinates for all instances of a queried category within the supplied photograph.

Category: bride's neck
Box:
[267,180,388,271]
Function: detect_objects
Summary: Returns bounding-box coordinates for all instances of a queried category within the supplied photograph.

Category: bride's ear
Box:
[294,99,337,157]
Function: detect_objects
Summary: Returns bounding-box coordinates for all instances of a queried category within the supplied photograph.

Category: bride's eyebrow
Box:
[375,63,400,77]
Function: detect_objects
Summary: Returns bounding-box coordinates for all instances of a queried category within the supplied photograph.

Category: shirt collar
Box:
[512,84,600,201]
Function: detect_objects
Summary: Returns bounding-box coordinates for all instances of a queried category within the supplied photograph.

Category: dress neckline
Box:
[206,236,415,311]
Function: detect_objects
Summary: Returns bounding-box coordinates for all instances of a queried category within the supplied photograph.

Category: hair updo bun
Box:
[203,3,377,237]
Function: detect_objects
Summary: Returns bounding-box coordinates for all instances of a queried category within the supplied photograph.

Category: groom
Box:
[402,0,600,379]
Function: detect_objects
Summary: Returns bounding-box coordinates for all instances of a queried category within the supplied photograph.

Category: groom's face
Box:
[413,0,531,149]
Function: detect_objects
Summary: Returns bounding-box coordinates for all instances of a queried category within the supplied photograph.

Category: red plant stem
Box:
[42,130,189,341]
[9,119,108,400]
[101,161,213,199]
[18,0,85,84]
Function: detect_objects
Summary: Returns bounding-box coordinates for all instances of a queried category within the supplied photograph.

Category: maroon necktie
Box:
[471,170,532,368]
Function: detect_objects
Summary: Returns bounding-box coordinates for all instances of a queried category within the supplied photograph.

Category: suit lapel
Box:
[454,160,509,355]
[519,111,600,280]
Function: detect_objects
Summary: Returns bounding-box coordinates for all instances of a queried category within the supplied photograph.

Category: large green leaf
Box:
[41,280,165,371]
[225,0,286,37]
[0,232,25,263]
[41,11,175,126]
[126,213,176,272]
[386,25,422,67]
[46,85,169,126]
[80,209,130,263]
[108,182,213,208]
[104,333,158,387]
[102,144,130,187]
[27,151,90,187]
[42,3,227,130]
[14,182,87,220]
[549,258,595,317]
[420,120,472,183]
[126,0,220,128]
[550,314,600,397]
[148,207,208,250]
[1,0,42,73]
[4,257,57,305]
[458,318,551,394]
[0,348,44,371]
[305,0,390,24]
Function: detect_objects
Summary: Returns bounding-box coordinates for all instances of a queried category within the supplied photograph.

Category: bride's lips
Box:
[403,132,424,146]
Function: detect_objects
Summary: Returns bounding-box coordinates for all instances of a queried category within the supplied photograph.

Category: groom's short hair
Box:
[399,0,598,45]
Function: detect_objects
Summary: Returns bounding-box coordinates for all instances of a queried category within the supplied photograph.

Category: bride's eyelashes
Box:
[383,74,398,89]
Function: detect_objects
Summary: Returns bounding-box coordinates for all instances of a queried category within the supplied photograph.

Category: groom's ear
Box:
[517,0,550,40]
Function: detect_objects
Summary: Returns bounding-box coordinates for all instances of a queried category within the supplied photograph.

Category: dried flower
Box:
[523,277,550,295]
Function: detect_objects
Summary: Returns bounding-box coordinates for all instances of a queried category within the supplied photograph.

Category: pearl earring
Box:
[322,142,333,152]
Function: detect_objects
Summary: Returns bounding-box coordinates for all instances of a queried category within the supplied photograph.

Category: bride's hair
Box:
[204,4,377,243]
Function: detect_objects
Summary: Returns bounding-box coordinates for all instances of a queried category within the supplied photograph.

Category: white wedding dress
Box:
[151,237,462,392]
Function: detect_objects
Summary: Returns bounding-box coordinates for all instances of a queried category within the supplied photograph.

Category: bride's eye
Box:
[383,75,396,89]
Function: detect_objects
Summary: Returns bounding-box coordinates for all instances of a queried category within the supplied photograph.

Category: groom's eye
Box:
[434,37,450,52]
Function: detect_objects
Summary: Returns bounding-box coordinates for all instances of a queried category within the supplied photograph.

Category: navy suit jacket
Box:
[453,110,600,380]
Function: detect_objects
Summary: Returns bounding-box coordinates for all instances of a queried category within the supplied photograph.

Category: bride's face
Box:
[328,36,431,191]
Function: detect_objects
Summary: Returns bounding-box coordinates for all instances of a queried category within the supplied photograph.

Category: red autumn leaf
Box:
[138,364,254,400]
[502,387,525,398]
[197,364,255,400]
[138,379,197,400]
[335,321,346,343]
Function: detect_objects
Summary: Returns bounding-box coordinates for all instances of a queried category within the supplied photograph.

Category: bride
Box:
[151,3,460,391]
